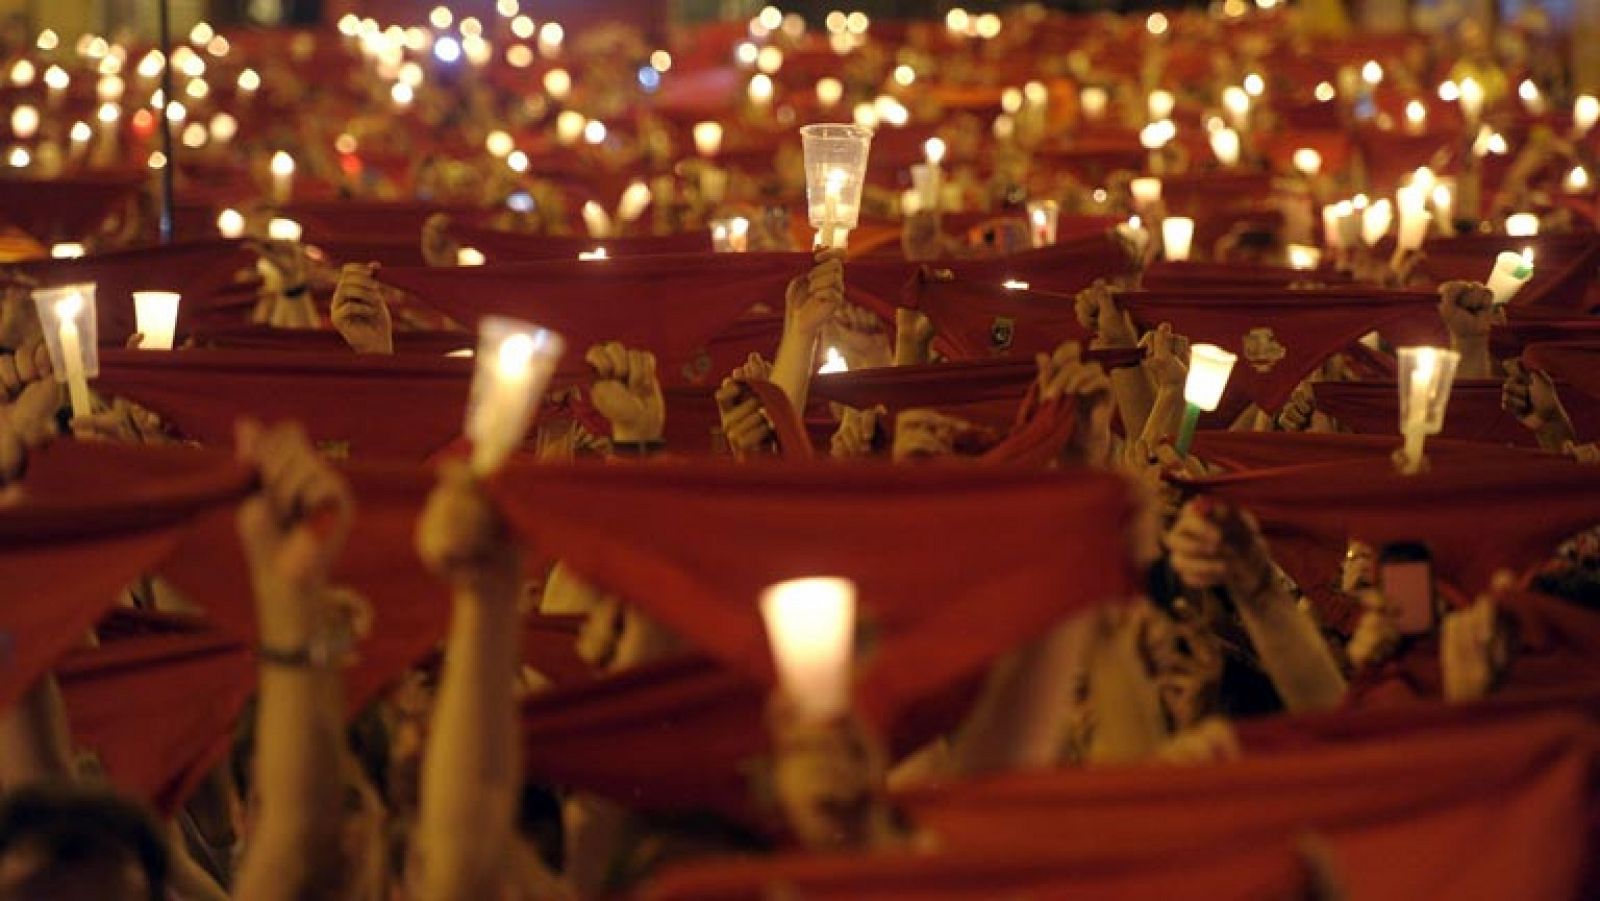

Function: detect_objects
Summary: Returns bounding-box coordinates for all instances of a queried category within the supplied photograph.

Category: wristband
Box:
[610,439,666,458]
[258,629,352,669]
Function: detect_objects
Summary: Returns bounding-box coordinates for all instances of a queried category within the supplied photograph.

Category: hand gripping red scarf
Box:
[18,240,255,346]
[1140,259,1354,292]
[1524,341,1600,404]
[375,252,807,369]
[1312,378,1600,446]
[486,460,1136,727]
[0,172,146,244]
[1118,287,1446,412]
[1177,454,1600,598]
[94,348,475,461]
[1418,233,1600,312]
[1189,430,1550,473]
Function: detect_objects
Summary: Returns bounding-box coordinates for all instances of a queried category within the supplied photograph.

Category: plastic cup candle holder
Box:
[465,316,565,475]
[801,123,874,250]
[31,284,99,420]
[132,291,180,350]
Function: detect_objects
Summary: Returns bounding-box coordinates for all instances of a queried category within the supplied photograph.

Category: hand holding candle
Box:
[31,284,99,421]
[761,576,857,723]
[1484,249,1534,305]
[465,316,565,475]
[1176,343,1236,456]
[801,123,873,250]
[1397,346,1461,471]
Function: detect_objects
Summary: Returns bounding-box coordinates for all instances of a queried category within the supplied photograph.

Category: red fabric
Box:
[740,379,814,460]
[882,711,1596,901]
[375,253,805,367]
[446,224,713,262]
[811,359,1043,430]
[1352,127,1454,193]
[281,200,491,243]
[1524,341,1600,404]
[1120,288,1445,411]
[17,240,256,346]
[0,443,253,713]
[304,233,427,269]
[58,627,254,815]
[1140,260,1352,292]
[902,274,1093,361]
[0,173,146,243]
[1190,431,1550,472]
[1312,379,1600,447]
[488,461,1135,723]
[95,348,473,460]
[189,325,473,356]
[1491,317,1600,360]
[1180,454,1600,596]
[1419,233,1600,312]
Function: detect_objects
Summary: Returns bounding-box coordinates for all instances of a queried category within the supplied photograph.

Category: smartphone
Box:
[1379,542,1434,635]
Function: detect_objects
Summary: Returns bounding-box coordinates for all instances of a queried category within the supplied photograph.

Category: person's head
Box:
[0,784,167,901]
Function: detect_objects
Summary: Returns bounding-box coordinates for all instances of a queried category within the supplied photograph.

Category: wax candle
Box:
[1484,249,1533,305]
[132,291,180,350]
[269,151,294,204]
[1162,216,1194,261]
[465,317,565,474]
[760,576,857,722]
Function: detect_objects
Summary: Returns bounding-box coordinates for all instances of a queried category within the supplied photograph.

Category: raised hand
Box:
[585,342,665,443]
[416,458,520,595]
[330,262,394,354]
[1164,499,1273,600]
[71,397,172,445]
[892,408,971,461]
[1035,340,1112,402]
[1346,590,1401,669]
[823,302,893,370]
[1073,281,1139,350]
[829,405,884,459]
[1501,360,1565,429]
[1138,322,1187,392]
[0,379,58,485]
[893,308,935,366]
[716,355,776,459]
[421,213,461,267]
[234,419,354,599]
[785,248,846,339]
[0,340,52,401]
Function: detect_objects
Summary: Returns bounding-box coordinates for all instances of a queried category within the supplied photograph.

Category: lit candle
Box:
[760,576,857,722]
[922,136,946,209]
[1027,199,1058,247]
[748,73,774,106]
[555,110,586,145]
[616,180,652,222]
[1222,85,1250,131]
[465,316,565,474]
[1176,343,1237,455]
[1431,182,1455,234]
[1129,176,1162,209]
[581,200,612,239]
[1361,198,1392,246]
[583,119,607,146]
[801,123,872,250]
[1575,94,1599,137]
[1292,147,1322,177]
[10,105,38,140]
[1505,213,1539,237]
[1322,200,1354,249]
[821,167,845,248]
[1397,346,1460,470]
[1484,249,1534,305]
[1162,216,1194,261]
[33,285,97,420]
[457,247,487,266]
[1566,166,1591,194]
[543,67,571,99]
[43,65,69,106]
[728,216,749,252]
[693,121,723,157]
[1209,127,1241,167]
[1394,186,1431,254]
[69,120,91,160]
[132,291,180,350]
[50,243,85,259]
[1287,243,1321,270]
[1139,119,1174,172]
[1147,88,1175,122]
[1403,100,1427,134]
[1116,215,1149,260]
[1458,77,1484,125]
[269,151,295,205]
[1518,79,1545,115]
[816,77,843,109]
[1079,85,1108,121]
[266,218,301,242]
[217,208,245,239]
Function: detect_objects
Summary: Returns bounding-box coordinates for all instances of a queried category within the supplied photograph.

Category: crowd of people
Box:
[1,0,1599,898]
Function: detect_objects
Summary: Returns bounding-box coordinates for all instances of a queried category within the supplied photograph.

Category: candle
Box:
[543,67,571,99]
[132,291,180,350]
[1080,86,1108,121]
[267,217,302,242]
[728,216,749,252]
[578,247,608,261]
[922,137,946,209]
[457,247,486,266]
[1139,119,1174,172]
[1162,216,1195,261]
[1292,147,1322,177]
[1458,77,1484,125]
[583,120,607,146]
[1286,243,1321,270]
[556,110,586,145]
[617,180,652,222]
[269,151,295,205]
[43,65,68,106]
[1403,100,1427,134]
[10,105,39,140]
[50,243,86,259]
[1147,89,1175,122]
[1575,94,1600,137]
[1176,343,1237,455]
[801,123,873,250]
[1397,346,1460,469]
[1129,176,1162,209]
[748,73,774,106]
[1361,198,1392,246]
[1322,201,1355,249]
[1566,166,1591,194]
[816,77,843,109]
[1027,200,1058,247]
[1222,85,1250,130]
[581,201,612,239]
[1394,186,1431,253]
[1484,249,1534,304]
[760,576,857,722]
[1518,79,1545,115]
[465,316,565,474]
[1431,182,1455,234]
[693,121,723,157]
[217,208,245,239]
[32,285,98,421]
[1209,127,1241,167]
[1116,215,1149,260]
[1505,213,1539,237]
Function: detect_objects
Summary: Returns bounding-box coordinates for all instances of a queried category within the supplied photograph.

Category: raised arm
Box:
[411,459,525,900]
[232,420,355,901]
[770,249,845,412]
